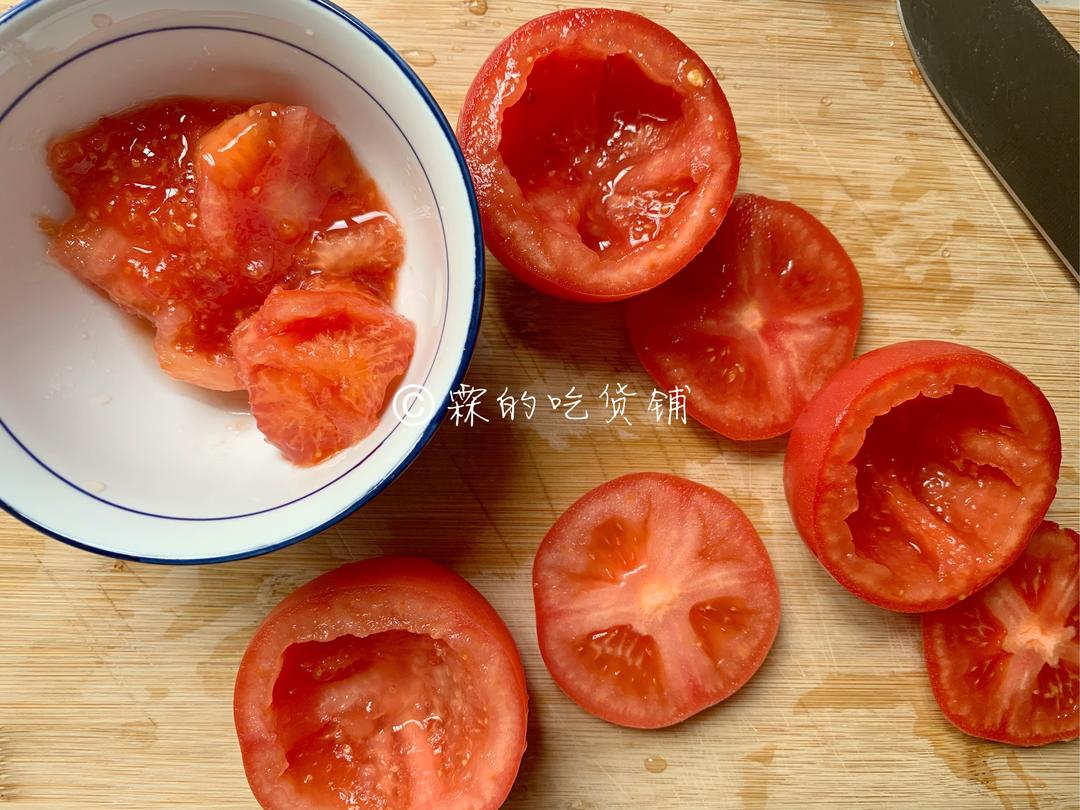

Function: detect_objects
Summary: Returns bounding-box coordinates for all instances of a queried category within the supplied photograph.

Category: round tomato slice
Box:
[922,521,1079,747]
[784,340,1061,613]
[234,557,529,810]
[627,193,862,440]
[533,473,780,729]
[231,285,415,466]
[457,8,740,301]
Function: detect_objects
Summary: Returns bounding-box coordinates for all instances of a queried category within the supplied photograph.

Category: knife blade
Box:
[898,0,1079,280]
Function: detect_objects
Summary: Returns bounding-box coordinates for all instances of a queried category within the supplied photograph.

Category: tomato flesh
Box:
[47,98,402,391]
[458,8,740,300]
[533,473,780,728]
[784,341,1061,612]
[235,557,528,810]
[922,522,1079,746]
[232,286,415,466]
[627,193,863,440]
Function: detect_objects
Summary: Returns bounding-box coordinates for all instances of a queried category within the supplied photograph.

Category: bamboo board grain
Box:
[1,1,1078,808]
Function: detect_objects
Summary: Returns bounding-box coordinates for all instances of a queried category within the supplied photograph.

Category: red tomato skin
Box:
[533,472,780,729]
[234,557,528,810]
[922,522,1079,747]
[784,340,1061,613]
[457,8,740,302]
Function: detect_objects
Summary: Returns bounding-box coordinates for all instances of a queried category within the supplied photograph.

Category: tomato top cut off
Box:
[533,473,780,728]
[458,8,740,301]
[785,340,1061,613]
[628,193,863,440]
[923,521,1079,747]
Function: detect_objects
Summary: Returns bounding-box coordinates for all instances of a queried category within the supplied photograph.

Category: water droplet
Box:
[895,155,905,163]
[663,2,673,11]
[733,82,741,89]
[713,66,726,80]
[91,13,112,29]
[90,393,112,406]
[645,756,668,773]
[820,95,833,107]
[466,0,488,14]
[304,27,314,36]
[402,49,437,67]
[941,248,951,258]
[86,481,107,494]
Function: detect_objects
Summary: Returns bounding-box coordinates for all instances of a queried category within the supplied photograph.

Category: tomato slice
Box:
[627,193,862,440]
[922,521,1079,747]
[532,473,780,728]
[784,340,1061,613]
[231,285,415,466]
[457,8,740,301]
[234,557,529,809]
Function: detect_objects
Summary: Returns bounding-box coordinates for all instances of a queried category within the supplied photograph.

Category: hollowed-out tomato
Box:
[234,557,528,809]
[784,341,1061,613]
[627,193,862,440]
[457,8,740,301]
[923,521,1078,747]
[532,473,780,728]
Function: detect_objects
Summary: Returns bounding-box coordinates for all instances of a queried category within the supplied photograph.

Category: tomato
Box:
[47,99,404,393]
[234,557,529,809]
[922,521,1079,747]
[784,340,1061,613]
[457,8,740,301]
[231,285,415,466]
[626,193,862,440]
[532,473,780,728]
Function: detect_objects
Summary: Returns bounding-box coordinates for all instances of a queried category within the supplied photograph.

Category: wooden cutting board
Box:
[1,1,1077,807]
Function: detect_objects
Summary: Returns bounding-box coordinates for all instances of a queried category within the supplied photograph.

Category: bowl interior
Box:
[0,0,479,561]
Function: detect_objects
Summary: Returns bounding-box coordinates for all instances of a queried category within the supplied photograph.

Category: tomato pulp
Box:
[47,98,405,391]
[533,473,780,728]
[234,557,528,809]
[457,8,740,301]
[47,98,414,464]
[923,522,1078,746]
[627,193,863,440]
[784,341,1061,612]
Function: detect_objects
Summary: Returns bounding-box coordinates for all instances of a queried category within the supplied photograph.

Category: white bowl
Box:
[0,0,483,563]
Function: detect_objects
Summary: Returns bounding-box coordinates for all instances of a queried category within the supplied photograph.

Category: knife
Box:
[898,0,1079,280]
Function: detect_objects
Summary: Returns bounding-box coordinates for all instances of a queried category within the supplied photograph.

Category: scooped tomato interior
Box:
[533,473,780,729]
[232,286,415,466]
[784,341,1061,612]
[500,51,692,260]
[627,193,863,440]
[922,522,1079,746]
[47,98,403,391]
[458,8,740,300]
[235,558,528,810]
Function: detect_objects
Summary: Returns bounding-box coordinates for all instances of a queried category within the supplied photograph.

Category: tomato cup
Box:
[784,340,1061,613]
[457,8,740,301]
[234,557,529,809]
